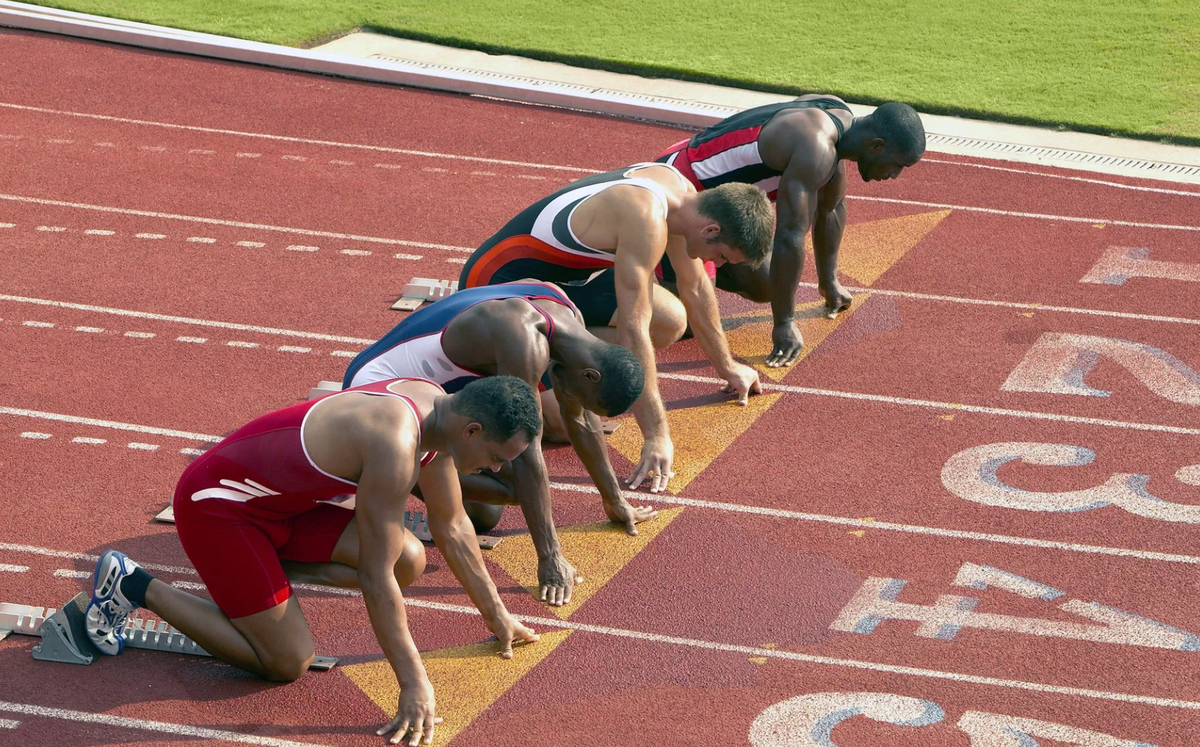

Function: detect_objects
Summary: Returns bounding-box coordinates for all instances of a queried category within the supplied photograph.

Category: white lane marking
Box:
[339,249,371,256]
[188,149,216,155]
[135,233,165,239]
[277,345,311,353]
[6,410,1197,565]
[660,372,1200,436]
[235,240,265,247]
[0,543,196,575]
[19,432,50,440]
[471,171,497,177]
[922,157,1200,197]
[0,565,28,573]
[0,702,336,747]
[394,253,423,260]
[235,152,261,158]
[22,320,53,328]
[95,142,114,148]
[45,138,73,144]
[282,154,307,161]
[73,326,104,333]
[186,236,216,243]
[35,225,66,232]
[53,569,90,578]
[0,193,473,252]
[0,718,18,728]
[548,481,1200,565]
[445,257,467,264]
[518,174,547,180]
[330,350,358,358]
[849,194,1200,231]
[123,331,155,338]
[71,437,106,445]
[227,341,258,348]
[286,244,319,252]
[0,102,595,172]
[117,576,1200,711]
[127,442,160,451]
[176,336,207,344]
[421,166,449,173]
[138,146,166,153]
[0,295,374,345]
[180,448,206,456]
[83,229,114,236]
[0,409,220,443]
[823,282,1200,326]
[0,222,14,228]
[329,159,354,166]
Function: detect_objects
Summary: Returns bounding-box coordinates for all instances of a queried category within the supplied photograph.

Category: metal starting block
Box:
[307,380,343,400]
[392,278,458,310]
[1,593,338,670]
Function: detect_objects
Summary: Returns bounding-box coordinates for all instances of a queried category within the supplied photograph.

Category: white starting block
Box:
[392,278,458,311]
[307,380,343,400]
[0,594,337,669]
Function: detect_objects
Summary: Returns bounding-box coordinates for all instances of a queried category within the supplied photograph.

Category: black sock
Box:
[119,567,154,608]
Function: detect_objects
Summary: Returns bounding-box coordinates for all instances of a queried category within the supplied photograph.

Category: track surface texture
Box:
[2,27,1199,747]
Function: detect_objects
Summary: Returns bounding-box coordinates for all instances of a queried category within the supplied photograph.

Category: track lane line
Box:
[7,102,1200,198]
[0,702,336,747]
[11,567,1195,711]
[2,409,1196,564]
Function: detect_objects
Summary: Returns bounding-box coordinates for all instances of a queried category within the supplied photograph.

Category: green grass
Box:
[31,0,1200,143]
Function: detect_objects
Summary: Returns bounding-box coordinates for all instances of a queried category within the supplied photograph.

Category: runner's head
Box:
[550,338,644,417]
[446,376,540,474]
[853,102,925,182]
[687,183,773,268]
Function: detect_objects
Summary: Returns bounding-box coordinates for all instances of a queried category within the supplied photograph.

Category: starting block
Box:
[392,278,458,311]
[1,593,338,669]
[307,380,343,400]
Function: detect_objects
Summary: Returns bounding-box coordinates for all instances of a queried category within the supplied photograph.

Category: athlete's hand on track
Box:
[379,678,441,745]
[720,362,763,404]
[537,553,583,607]
[629,436,674,493]
[766,322,805,367]
[820,281,853,319]
[488,613,540,659]
[604,498,658,535]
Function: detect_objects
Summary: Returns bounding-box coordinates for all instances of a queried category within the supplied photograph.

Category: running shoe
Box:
[85,549,140,655]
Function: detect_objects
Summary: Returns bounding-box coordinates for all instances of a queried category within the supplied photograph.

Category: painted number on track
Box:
[750,691,1156,746]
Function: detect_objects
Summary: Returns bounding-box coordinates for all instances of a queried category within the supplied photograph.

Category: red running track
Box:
[1,26,1199,747]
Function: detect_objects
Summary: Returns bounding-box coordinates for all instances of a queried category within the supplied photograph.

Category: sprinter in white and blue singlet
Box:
[342,281,653,607]
[459,163,774,495]
[655,97,927,367]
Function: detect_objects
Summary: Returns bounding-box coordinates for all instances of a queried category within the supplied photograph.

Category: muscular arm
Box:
[812,175,850,313]
[764,159,822,367]
[613,216,670,447]
[354,433,429,702]
[418,455,508,621]
[665,235,738,376]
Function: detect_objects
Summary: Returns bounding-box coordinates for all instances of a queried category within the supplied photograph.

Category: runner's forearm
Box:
[359,571,428,688]
[566,410,626,509]
[429,513,506,621]
[812,202,846,289]
[509,448,562,564]
[676,275,736,375]
[769,232,807,326]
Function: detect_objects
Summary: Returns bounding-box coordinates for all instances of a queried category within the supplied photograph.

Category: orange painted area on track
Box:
[1,25,1197,747]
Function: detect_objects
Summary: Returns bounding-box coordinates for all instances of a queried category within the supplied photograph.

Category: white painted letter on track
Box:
[1081,246,1200,287]
[830,562,1200,651]
[941,442,1200,523]
[957,711,1157,747]
[1002,333,1200,405]
[749,691,943,746]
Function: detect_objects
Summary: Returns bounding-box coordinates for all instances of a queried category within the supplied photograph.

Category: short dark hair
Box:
[588,341,644,415]
[451,376,541,442]
[696,183,774,266]
[871,102,926,159]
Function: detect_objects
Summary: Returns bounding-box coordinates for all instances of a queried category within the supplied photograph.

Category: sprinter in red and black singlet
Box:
[652,96,927,369]
[86,376,543,744]
[459,161,775,495]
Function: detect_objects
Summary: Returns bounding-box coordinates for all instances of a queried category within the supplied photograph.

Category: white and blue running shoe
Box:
[85,550,141,655]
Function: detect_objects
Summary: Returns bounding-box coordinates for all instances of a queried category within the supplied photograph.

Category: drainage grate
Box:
[919,134,1200,178]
